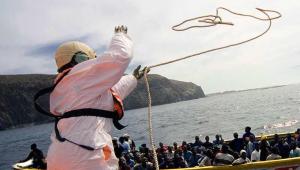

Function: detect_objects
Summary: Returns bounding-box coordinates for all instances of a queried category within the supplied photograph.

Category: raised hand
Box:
[114,25,128,34]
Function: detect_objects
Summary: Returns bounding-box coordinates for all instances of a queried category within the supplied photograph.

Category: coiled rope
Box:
[143,7,281,170]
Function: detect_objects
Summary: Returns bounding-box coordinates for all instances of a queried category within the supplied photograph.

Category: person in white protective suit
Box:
[46,25,147,170]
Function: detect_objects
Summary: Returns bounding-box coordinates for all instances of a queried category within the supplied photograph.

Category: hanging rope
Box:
[143,7,281,170]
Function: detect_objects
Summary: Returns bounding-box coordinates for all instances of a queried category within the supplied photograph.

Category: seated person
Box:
[232,150,250,165]
[213,144,234,166]
[266,147,282,160]
[198,149,213,166]
[203,136,213,149]
[289,142,300,158]
[251,143,260,162]
[213,134,224,148]
[19,143,46,168]
[134,157,153,170]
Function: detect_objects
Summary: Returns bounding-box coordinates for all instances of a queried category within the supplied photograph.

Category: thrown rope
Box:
[143,7,281,170]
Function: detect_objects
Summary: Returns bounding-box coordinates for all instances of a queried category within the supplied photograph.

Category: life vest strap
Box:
[54,108,126,151]
[58,108,126,130]
[34,69,71,118]
[34,69,126,151]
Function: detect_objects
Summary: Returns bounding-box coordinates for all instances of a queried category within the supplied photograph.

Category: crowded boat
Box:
[114,127,300,169]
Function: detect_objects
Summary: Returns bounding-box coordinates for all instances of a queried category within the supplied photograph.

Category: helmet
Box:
[55,41,96,71]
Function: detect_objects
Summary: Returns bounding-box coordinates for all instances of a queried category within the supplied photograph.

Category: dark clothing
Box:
[260,140,270,161]
[260,148,269,161]
[134,163,153,170]
[21,148,46,168]
[113,143,123,158]
[192,141,203,148]
[202,141,213,149]
[188,153,202,167]
[279,143,290,158]
[243,132,255,140]
[229,138,244,152]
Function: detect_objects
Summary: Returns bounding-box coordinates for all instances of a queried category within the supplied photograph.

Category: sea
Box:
[1,84,300,169]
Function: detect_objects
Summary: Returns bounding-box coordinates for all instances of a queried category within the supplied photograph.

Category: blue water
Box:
[1,84,300,169]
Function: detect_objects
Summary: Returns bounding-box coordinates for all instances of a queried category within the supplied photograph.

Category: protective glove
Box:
[115,25,127,34]
[133,65,150,80]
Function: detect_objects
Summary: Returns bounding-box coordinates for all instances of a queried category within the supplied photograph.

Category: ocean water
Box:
[1,84,300,169]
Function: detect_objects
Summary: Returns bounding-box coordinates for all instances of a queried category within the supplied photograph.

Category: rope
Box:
[143,70,159,169]
[148,8,281,69]
[143,7,281,170]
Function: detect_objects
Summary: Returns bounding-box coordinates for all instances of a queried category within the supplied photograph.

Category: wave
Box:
[263,120,298,130]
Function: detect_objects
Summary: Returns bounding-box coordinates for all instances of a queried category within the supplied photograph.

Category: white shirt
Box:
[232,157,250,165]
[251,150,260,162]
[214,153,234,165]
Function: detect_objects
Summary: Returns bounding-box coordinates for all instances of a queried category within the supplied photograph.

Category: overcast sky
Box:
[0,0,299,93]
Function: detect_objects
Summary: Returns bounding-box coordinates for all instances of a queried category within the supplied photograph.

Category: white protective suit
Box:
[47,33,136,170]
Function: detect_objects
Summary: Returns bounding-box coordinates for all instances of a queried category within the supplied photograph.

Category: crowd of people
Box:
[114,127,300,169]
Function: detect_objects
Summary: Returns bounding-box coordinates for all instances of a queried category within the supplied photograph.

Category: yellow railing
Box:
[166,157,300,170]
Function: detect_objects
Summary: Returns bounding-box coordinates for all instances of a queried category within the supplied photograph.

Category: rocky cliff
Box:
[0,74,205,129]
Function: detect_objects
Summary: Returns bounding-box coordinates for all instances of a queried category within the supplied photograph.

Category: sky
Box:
[0,0,299,93]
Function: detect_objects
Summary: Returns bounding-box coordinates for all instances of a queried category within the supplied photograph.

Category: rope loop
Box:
[143,7,281,170]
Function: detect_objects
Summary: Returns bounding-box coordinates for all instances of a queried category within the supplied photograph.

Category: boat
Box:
[11,133,300,170]
[167,132,300,170]
[12,159,45,170]
[167,157,300,170]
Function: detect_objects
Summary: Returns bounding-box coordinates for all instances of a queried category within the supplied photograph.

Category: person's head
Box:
[159,142,164,148]
[55,41,96,73]
[233,132,238,139]
[274,134,279,141]
[245,126,251,133]
[255,143,260,151]
[195,136,200,141]
[232,152,239,159]
[205,136,210,142]
[119,136,125,143]
[112,137,118,145]
[182,145,187,152]
[221,144,229,154]
[240,150,247,159]
[123,134,130,141]
[182,141,187,146]
[31,143,37,150]
[173,142,178,148]
[249,135,255,142]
